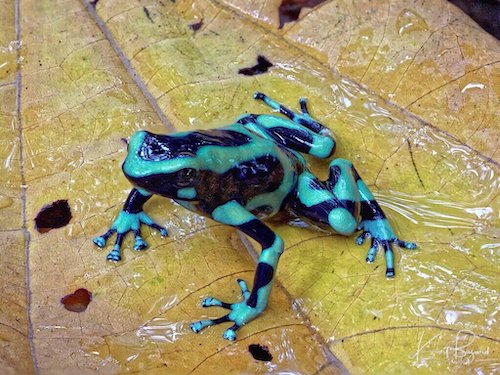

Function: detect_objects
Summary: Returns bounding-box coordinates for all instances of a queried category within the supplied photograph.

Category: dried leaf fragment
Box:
[238,55,273,76]
[278,0,327,28]
[61,289,92,313]
[34,200,72,233]
[188,19,203,31]
[248,344,273,361]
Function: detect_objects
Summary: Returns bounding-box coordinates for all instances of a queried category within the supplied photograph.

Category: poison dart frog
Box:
[93,92,416,341]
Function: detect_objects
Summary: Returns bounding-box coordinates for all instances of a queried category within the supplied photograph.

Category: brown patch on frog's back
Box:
[196,155,285,214]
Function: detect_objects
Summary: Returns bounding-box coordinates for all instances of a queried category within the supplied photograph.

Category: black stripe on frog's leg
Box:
[265,126,314,155]
[326,165,342,189]
[123,188,153,213]
[237,219,278,308]
[246,263,274,308]
[349,165,387,222]
[190,201,283,340]
[238,219,277,249]
[291,199,358,229]
[360,200,387,221]
[236,114,259,125]
[253,92,330,135]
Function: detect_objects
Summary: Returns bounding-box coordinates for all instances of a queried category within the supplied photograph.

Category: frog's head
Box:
[122,130,199,200]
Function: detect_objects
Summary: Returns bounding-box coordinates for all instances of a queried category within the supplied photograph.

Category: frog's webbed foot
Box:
[190,279,263,341]
[93,210,167,262]
[356,222,416,278]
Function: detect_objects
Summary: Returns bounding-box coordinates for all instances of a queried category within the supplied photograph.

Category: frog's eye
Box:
[176,168,196,187]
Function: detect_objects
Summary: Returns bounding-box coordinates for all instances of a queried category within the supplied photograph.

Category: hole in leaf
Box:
[248,344,273,361]
[238,55,273,76]
[61,289,92,313]
[278,0,327,29]
[34,200,72,233]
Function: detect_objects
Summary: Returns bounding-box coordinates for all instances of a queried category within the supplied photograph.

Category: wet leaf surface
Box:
[0,0,498,374]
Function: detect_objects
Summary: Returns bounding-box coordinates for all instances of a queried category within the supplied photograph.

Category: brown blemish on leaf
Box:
[238,55,273,76]
[34,200,72,233]
[61,289,92,313]
[448,0,500,39]
[278,0,327,28]
[143,7,153,23]
[188,19,203,32]
[248,344,273,361]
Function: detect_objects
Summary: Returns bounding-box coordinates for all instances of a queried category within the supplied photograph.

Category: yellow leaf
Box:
[1,0,498,373]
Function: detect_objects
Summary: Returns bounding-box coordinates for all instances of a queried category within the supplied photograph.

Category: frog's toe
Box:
[253,91,265,100]
[149,223,167,237]
[190,315,231,334]
[236,279,251,299]
[93,236,106,248]
[93,228,115,248]
[223,325,239,341]
[201,297,232,309]
[106,246,122,262]
[190,319,212,333]
[133,236,148,251]
[365,240,379,263]
[396,239,417,249]
[356,231,371,246]
[138,212,168,237]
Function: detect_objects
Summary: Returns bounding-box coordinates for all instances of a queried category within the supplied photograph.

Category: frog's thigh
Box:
[212,201,283,308]
[292,166,359,235]
[249,115,335,159]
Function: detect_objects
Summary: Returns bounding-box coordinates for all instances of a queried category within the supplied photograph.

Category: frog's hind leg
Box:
[241,93,336,159]
[290,159,416,277]
[190,200,283,341]
[254,91,331,136]
[290,159,361,237]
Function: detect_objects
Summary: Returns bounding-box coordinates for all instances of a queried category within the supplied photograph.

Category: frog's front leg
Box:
[93,188,168,261]
[190,201,283,341]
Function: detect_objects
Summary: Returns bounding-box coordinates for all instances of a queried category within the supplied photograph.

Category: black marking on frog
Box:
[138,130,252,161]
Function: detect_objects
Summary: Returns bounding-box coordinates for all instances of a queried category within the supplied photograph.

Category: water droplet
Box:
[396,9,429,35]
[0,196,13,209]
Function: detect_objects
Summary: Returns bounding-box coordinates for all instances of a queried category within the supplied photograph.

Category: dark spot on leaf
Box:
[188,19,203,32]
[448,0,500,40]
[143,7,154,23]
[61,289,92,312]
[278,0,327,29]
[238,55,273,76]
[373,316,377,320]
[248,344,273,361]
[34,200,71,233]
